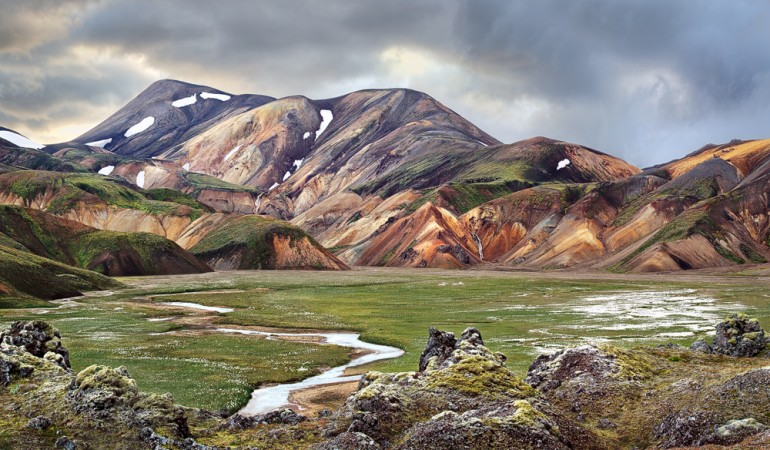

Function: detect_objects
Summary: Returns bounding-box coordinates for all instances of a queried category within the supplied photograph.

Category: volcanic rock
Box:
[324,326,575,449]
[0,321,70,369]
[690,313,766,357]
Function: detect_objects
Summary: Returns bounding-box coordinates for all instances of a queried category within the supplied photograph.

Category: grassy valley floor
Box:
[2,267,769,413]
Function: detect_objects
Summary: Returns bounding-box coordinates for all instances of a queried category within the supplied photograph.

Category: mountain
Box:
[74,80,275,158]
[3,79,770,273]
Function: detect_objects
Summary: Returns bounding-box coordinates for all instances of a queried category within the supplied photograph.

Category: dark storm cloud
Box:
[1,0,769,165]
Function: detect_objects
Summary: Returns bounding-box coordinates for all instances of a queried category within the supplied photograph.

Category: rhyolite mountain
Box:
[3,79,770,276]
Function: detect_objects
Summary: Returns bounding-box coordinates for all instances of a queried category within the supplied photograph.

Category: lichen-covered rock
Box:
[54,436,77,449]
[715,314,766,356]
[526,344,654,392]
[397,400,570,450]
[1,338,66,387]
[67,365,138,413]
[0,320,70,369]
[705,418,768,445]
[691,313,766,357]
[324,327,575,448]
[224,408,307,430]
[418,327,457,371]
[653,409,717,448]
[312,431,380,450]
[25,415,52,430]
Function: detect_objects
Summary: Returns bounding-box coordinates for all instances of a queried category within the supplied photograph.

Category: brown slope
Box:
[355,202,480,268]
[661,138,770,178]
[461,187,565,262]
[182,214,347,271]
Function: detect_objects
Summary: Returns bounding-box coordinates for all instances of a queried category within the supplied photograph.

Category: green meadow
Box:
[2,268,769,412]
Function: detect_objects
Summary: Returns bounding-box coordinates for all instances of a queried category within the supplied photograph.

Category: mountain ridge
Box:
[2,79,770,277]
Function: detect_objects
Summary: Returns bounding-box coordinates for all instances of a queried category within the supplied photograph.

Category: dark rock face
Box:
[654,409,717,448]
[0,321,70,369]
[417,326,488,372]
[25,416,52,430]
[690,313,766,357]
[224,409,307,430]
[418,327,457,371]
[54,436,77,450]
[312,431,380,450]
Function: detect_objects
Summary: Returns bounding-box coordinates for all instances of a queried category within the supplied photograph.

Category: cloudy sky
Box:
[1,0,769,167]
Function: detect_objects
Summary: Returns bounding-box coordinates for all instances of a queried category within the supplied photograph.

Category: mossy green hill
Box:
[0,205,211,277]
[190,215,347,270]
[0,244,120,305]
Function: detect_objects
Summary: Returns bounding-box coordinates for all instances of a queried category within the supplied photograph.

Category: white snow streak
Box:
[315,109,333,142]
[302,131,311,140]
[201,92,231,101]
[183,163,190,171]
[282,171,291,181]
[254,193,263,214]
[136,170,145,188]
[98,166,115,176]
[557,159,571,170]
[223,145,240,162]
[86,138,112,148]
[172,94,197,107]
[292,158,304,170]
[0,130,45,149]
[125,117,155,137]
[269,182,279,191]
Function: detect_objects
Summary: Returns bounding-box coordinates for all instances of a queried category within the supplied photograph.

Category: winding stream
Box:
[217,328,404,415]
[148,301,403,415]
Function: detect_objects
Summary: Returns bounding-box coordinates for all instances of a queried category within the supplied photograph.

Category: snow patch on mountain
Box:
[98,165,115,176]
[476,140,489,147]
[183,163,190,171]
[269,182,279,191]
[136,170,145,188]
[315,110,333,142]
[86,138,112,148]
[125,117,155,137]
[303,132,311,140]
[557,159,571,170]
[0,130,45,149]
[172,94,197,108]
[293,158,304,170]
[283,171,292,181]
[224,145,241,162]
[201,92,231,101]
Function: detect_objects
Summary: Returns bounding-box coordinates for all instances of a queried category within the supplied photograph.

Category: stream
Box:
[216,328,404,415]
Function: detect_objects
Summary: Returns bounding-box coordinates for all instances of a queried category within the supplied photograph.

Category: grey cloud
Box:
[1,0,769,165]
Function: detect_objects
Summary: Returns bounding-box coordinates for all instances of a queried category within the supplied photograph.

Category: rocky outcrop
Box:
[691,313,767,357]
[4,318,770,448]
[323,326,580,449]
[224,409,306,430]
[0,321,70,369]
[0,321,212,448]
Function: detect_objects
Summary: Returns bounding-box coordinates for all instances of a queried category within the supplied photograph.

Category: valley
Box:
[2,268,769,416]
